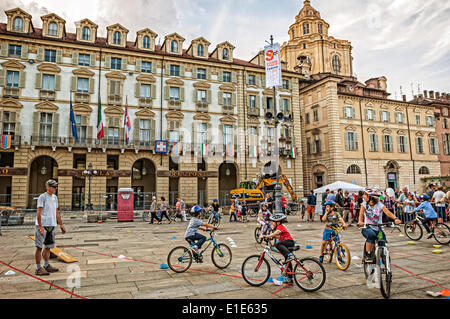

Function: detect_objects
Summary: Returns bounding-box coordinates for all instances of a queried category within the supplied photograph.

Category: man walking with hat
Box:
[34,180,66,276]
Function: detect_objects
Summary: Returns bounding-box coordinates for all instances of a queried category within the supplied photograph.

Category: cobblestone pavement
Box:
[0,214,449,299]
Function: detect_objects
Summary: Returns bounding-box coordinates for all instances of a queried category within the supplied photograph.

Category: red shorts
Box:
[307,206,315,214]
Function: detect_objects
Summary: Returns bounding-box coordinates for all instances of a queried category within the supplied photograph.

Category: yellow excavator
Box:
[230,174,298,203]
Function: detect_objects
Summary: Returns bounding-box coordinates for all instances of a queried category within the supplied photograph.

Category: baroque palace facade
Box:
[0,7,304,210]
[0,1,446,210]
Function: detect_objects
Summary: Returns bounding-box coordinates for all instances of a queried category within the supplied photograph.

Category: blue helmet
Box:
[324,201,336,207]
[420,194,430,201]
[190,205,202,215]
[213,198,218,203]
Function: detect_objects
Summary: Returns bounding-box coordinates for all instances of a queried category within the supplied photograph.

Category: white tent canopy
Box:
[314,181,365,194]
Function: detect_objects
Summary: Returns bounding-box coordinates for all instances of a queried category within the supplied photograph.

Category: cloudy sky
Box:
[2,0,449,99]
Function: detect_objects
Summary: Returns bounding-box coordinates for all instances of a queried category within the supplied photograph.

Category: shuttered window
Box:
[142,61,152,73]
[44,50,56,62]
[197,68,206,80]
[416,137,424,154]
[111,58,122,70]
[344,106,355,119]
[369,134,379,152]
[397,136,408,153]
[249,95,256,108]
[345,132,358,151]
[140,84,151,98]
[42,74,55,90]
[75,115,87,142]
[9,45,21,57]
[197,90,207,102]
[40,113,53,142]
[79,54,90,66]
[139,119,151,146]
[366,109,376,121]
[6,71,19,87]
[383,135,394,152]
[223,71,231,83]
[381,111,390,122]
[197,123,207,144]
[77,77,89,93]
[224,124,233,145]
[223,92,232,106]
[429,138,439,154]
[2,111,16,137]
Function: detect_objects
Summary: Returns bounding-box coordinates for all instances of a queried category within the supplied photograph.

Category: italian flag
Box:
[251,145,259,158]
[291,147,297,159]
[227,144,234,157]
[97,96,104,139]
[172,142,180,155]
[201,144,208,156]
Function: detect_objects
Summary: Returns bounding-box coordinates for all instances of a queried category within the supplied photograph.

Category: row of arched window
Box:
[346,164,431,175]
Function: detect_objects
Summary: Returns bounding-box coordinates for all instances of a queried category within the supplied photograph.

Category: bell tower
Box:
[281,1,354,77]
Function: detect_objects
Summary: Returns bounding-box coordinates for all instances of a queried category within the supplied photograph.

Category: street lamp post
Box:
[84,163,98,211]
[267,35,283,215]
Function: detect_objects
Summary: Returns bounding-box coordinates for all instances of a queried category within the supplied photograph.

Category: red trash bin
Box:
[117,188,134,222]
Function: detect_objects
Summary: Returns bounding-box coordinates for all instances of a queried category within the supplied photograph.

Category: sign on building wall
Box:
[264,43,282,88]
[155,140,169,154]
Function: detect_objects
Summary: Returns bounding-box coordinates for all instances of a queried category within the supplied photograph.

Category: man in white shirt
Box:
[34,180,66,276]
[432,186,446,223]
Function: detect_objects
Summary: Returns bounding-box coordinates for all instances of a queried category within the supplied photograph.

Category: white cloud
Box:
[1,0,448,97]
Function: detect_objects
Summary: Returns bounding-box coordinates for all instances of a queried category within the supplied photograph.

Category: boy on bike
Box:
[411,194,438,239]
[262,214,296,263]
[185,205,218,260]
[257,203,271,238]
[209,199,220,224]
[319,201,347,263]
[358,188,401,263]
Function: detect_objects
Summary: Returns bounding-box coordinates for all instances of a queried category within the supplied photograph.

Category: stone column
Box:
[291,76,304,196]
[324,79,344,183]
[179,157,197,205]
[11,148,29,208]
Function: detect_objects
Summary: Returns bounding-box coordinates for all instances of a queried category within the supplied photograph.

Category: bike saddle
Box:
[288,245,300,252]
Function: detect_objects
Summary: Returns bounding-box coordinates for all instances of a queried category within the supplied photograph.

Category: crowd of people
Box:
[301,184,449,226]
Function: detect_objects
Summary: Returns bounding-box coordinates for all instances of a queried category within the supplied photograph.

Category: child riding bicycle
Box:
[411,194,438,239]
[262,213,296,263]
[319,201,347,263]
[358,187,401,263]
[257,203,271,238]
[185,205,218,260]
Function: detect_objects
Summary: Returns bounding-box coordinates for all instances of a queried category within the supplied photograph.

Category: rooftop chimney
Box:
[436,92,440,99]
[424,90,428,98]
[429,91,434,99]
[419,93,423,98]
[414,95,418,99]
[402,95,407,102]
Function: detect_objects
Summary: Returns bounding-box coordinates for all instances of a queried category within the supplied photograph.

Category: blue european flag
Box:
[70,92,78,139]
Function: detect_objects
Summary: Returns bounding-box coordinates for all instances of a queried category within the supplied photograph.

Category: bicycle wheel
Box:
[377,248,392,299]
[323,241,334,263]
[167,247,193,273]
[404,220,423,241]
[334,243,351,271]
[255,226,262,244]
[211,243,232,269]
[433,223,450,245]
[293,257,326,292]
[142,211,150,222]
[241,255,271,287]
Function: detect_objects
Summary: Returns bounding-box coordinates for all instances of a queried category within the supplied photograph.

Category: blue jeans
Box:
[186,233,207,249]
[362,227,386,246]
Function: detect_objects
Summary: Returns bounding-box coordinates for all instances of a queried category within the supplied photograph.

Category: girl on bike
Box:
[257,203,271,238]
[319,201,347,263]
[185,205,218,259]
[263,214,296,263]
[411,194,438,239]
[358,188,401,263]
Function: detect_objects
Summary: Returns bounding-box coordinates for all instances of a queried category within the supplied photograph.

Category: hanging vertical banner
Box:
[264,43,282,88]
